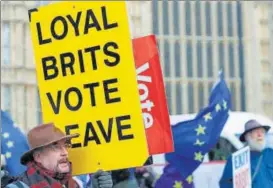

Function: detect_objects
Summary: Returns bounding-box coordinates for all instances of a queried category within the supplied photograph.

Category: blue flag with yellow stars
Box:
[154,164,194,188]
[165,71,231,180]
[1,110,29,176]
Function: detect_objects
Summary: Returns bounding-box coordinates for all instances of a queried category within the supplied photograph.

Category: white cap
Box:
[1,154,6,167]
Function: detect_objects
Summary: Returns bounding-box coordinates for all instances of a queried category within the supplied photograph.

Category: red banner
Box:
[133,35,174,155]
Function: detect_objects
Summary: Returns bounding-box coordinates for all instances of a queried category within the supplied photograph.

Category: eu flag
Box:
[165,72,231,180]
[1,110,29,176]
[154,164,194,188]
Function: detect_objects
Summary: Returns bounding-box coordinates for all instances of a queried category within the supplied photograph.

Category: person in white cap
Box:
[1,154,6,170]
[2,122,113,188]
[219,119,273,188]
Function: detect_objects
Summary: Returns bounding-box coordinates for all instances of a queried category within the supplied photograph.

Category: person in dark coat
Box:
[219,119,273,188]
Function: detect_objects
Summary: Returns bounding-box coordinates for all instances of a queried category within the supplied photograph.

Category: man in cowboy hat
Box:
[2,123,113,188]
[219,119,273,188]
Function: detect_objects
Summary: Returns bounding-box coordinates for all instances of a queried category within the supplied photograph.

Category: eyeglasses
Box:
[47,142,72,151]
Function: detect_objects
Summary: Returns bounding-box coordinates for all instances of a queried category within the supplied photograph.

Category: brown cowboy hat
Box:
[239,119,271,142]
[20,122,79,165]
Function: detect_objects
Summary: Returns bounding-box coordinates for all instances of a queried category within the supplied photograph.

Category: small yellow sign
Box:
[29,1,149,175]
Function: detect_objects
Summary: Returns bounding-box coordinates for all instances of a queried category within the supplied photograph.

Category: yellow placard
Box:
[29,1,148,175]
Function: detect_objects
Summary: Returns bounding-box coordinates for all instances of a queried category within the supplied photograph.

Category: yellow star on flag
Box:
[173,181,183,188]
[3,132,9,139]
[5,152,12,159]
[223,100,227,109]
[6,141,14,148]
[186,175,193,184]
[215,104,221,112]
[194,139,205,146]
[203,112,212,121]
[195,124,206,136]
[194,151,204,162]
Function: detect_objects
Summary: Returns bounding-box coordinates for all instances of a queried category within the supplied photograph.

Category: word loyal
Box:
[36,6,118,45]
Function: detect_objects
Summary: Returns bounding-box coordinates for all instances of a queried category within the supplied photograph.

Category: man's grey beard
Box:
[245,134,266,152]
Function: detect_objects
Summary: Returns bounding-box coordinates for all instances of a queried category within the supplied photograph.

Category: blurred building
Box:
[1,1,273,131]
[151,1,273,118]
[253,1,273,119]
[1,1,42,132]
[152,1,247,114]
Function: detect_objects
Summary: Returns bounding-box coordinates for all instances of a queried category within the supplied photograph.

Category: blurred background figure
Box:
[111,167,156,188]
[1,154,18,187]
[1,154,6,170]
[135,167,157,188]
[112,168,139,188]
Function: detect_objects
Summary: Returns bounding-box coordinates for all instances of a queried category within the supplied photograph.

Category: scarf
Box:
[23,161,78,188]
